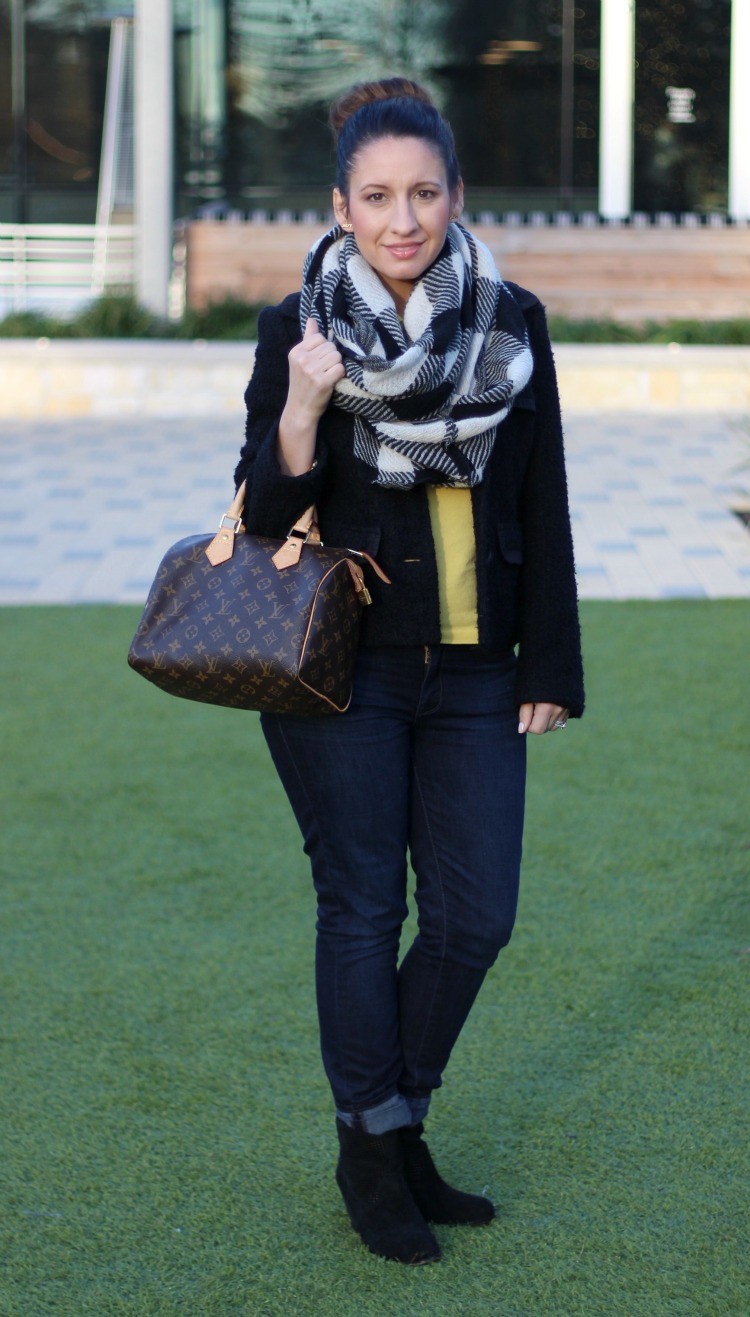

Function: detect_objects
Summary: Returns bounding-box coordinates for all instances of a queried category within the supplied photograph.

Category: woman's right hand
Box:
[287,317,346,421]
[276,318,345,476]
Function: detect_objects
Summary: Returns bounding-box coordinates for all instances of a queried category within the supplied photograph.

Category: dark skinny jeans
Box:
[261,643,526,1134]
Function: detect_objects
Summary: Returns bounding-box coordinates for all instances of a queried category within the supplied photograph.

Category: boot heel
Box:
[335,1119,442,1264]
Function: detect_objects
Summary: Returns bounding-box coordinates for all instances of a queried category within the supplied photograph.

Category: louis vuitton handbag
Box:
[127,481,386,715]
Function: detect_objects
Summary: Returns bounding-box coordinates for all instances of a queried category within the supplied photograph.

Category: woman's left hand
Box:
[518,703,569,735]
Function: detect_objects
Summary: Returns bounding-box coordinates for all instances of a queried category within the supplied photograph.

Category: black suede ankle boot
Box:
[334,1119,442,1264]
[400,1123,495,1226]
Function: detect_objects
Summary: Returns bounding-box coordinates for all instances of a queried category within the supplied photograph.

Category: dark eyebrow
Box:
[357,179,444,193]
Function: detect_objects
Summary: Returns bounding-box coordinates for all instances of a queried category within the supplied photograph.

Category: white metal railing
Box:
[0,223,137,315]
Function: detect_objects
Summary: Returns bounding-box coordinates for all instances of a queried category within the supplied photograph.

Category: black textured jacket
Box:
[235,282,585,718]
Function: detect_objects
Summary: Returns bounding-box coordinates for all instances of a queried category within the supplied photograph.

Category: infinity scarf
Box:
[299,222,534,489]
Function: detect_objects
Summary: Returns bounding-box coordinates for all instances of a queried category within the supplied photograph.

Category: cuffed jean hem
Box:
[335,1092,431,1135]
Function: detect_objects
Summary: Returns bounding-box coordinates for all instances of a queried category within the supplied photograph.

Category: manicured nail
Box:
[518,721,525,733]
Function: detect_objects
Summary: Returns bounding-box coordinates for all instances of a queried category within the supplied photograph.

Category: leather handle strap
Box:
[205,481,319,569]
[204,485,388,589]
[225,481,245,524]
[271,506,320,569]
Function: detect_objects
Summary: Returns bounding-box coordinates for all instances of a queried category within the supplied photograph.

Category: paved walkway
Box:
[1,413,749,604]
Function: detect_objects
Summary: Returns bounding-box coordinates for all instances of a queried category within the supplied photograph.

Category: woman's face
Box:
[333,135,462,313]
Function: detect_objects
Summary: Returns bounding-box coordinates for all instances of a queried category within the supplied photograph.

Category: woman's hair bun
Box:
[330,79,435,138]
[330,77,459,194]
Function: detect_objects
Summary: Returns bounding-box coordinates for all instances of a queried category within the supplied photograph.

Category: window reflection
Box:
[441,0,600,210]
[176,0,227,207]
[25,1,121,20]
[634,0,731,212]
[0,7,12,218]
[215,0,603,214]
[0,0,737,223]
[27,26,106,186]
[0,0,134,223]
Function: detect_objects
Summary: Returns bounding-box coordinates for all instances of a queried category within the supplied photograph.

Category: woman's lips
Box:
[385,243,424,260]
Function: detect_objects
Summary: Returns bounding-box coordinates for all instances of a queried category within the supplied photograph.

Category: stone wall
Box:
[1,340,749,417]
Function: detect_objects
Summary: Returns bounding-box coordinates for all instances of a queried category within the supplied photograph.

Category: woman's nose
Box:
[390,199,419,234]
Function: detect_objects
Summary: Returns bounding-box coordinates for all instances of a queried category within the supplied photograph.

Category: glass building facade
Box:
[0,0,122,222]
[633,0,732,213]
[0,0,737,224]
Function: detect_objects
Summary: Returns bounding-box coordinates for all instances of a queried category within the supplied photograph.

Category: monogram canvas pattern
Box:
[128,532,364,714]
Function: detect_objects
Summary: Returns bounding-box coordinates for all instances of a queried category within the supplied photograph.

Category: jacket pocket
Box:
[325,523,382,558]
[497,521,524,565]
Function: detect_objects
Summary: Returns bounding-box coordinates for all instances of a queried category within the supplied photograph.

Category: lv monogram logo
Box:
[129,530,364,715]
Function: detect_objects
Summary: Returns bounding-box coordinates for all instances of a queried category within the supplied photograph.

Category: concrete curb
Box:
[1,339,749,417]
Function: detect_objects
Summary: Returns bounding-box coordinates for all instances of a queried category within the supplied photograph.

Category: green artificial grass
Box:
[0,601,748,1316]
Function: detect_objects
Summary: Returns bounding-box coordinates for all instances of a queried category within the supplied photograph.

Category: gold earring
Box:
[341,220,352,230]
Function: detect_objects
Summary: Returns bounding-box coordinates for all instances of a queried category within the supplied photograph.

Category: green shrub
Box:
[173,296,262,341]
[643,318,750,345]
[70,294,161,338]
[0,293,263,340]
[1,295,749,344]
[0,308,73,338]
[546,317,644,343]
[547,316,750,344]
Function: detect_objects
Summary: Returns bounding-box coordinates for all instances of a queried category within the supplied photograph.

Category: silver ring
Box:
[553,720,568,730]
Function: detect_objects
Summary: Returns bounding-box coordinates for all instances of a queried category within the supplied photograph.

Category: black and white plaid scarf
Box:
[299,222,534,489]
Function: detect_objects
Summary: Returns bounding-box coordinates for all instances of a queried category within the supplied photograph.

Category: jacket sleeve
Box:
[515,299,585,718]
[234,298,329,537]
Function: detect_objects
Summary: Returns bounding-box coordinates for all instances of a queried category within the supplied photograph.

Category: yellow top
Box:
[426,485,479,644]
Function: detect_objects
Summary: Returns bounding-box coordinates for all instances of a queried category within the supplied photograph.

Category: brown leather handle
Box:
[271,505,320,569]
[225,480,246,524]
[205,482,319,569]
[205,485,389,585]
[220,481,318,536]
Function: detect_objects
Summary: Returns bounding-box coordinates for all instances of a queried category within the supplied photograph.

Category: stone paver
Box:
[1,413,749,604]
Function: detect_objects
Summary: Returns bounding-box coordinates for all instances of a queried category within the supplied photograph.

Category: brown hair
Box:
[330,78,460,196]
[329,78,435,137]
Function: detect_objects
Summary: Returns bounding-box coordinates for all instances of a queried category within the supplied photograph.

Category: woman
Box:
[235,78,584,1265]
